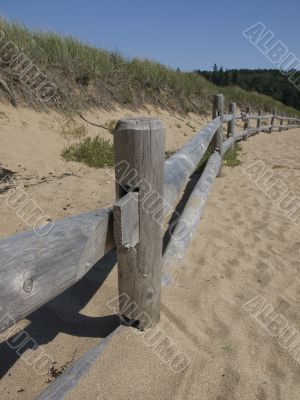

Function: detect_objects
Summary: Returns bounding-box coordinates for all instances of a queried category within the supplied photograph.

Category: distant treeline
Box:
[196,66,300,111]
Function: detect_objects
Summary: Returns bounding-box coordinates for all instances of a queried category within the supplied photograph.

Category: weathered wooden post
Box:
[211,94,224,177]
[113,118,165,330]
[256,109,262,134]
[243,106,251,140]
[279,113,284,132]
[287,116,291,130]
[269,109,276,133]
[227,102,236,150]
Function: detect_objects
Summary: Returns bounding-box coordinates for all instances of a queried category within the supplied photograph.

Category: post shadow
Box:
[0,250,119,378]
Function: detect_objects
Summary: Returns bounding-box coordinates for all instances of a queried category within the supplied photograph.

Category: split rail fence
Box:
[0,94,300,394]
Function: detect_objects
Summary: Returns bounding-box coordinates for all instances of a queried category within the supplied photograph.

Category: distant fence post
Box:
[256,109,262,134]
[287,116,291,130]
[227,102,236,150]
[114,118,165,329]
[279,113,284,132]
[243,106,251,140]
[211,94,224,176]
[269,109,276,133]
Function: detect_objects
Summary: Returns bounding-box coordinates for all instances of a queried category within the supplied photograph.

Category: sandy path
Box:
[1,102,300,398]
[0,103,208,399]
[64,128,300,400]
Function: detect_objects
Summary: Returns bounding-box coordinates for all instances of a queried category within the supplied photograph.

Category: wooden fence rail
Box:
[0,95,300,338]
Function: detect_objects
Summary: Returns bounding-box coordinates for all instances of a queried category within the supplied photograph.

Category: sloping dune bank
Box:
[1,101,300,399]
[65,128,300,400]
[0,103,209,238]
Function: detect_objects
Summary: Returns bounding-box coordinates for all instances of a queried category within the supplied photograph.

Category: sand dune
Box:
[1,102,300,399]
[0,103,208,237]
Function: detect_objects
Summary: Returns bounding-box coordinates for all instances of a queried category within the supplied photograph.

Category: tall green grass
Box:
[0,17,299,116]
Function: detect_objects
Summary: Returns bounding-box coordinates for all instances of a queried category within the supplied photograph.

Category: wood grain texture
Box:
[164,116,220,210]
[234,127,259,141]
[248,114,272,120]
[114,118,165,328]
[113,192,139,248]
[256,110,262,134]
[0,207,114,333]
[2,102,291,335]
[269,109,276,133]
[227,102,236,150]
[223,137,235,154]
[162,152,221,285]
[243,106,251,141]
[279,114,285,132]
[211,94,224,177]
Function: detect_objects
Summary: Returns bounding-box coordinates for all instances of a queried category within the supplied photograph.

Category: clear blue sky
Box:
[1,0,299,71]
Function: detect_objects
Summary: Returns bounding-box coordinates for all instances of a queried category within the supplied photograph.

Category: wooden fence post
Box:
[211,94,224,177]
[287,116,291,130]
[114,118,165,330]
[243,106,251,140]
[256,109,262,134]
[227,102,236,150]
[269,109,276,133]
[279,113,284,132]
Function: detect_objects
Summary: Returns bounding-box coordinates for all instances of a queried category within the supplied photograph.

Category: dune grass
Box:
[0,17,299,117]
[195,143,242,174]
[223,143,242,167]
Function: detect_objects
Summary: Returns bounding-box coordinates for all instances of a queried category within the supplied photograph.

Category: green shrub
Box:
[223,143,242,167]
[195,143,242,174]
[62,136,114,168]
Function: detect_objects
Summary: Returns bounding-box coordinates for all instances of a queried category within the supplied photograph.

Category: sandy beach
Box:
[1,103,300,399]
[63,126,300,400]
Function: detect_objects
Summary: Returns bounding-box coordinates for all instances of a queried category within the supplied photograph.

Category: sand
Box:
[0,102,207,398]
[0,102,208,238]
[1,102,300,399]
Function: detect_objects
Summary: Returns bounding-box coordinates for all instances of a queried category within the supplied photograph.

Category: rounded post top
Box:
[213,94,224,113]
[213,93,224,102]
[115,117,164,133]
[229,102,236,112]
